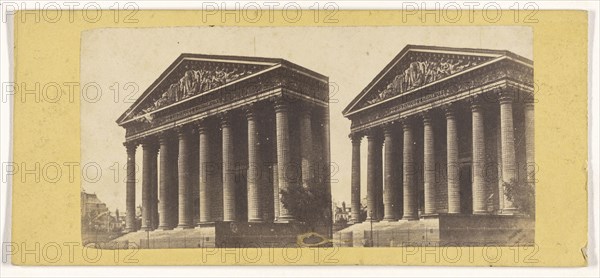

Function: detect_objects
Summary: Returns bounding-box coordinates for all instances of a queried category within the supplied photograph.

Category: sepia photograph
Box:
[3,2,596,274]
[80,26,535,249]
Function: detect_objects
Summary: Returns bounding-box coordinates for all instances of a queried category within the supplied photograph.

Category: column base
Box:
[350,216,361,224]
[156,226,174,231]
[382,217,399,222]
[472,211,489,215]
[275,217,297,223]
[196,221,216,228]
[174,225,193,230]
[500,208,519,215]
[401,216,419,221]
[365,218,380,223]
[421,213,439,219]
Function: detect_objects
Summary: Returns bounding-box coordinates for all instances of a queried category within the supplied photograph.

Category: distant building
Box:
[81,191,123,233]
[81,191,107,218]
[333,201,351,224]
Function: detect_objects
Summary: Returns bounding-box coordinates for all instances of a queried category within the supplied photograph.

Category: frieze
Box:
[281,75,329,102]
[125,77,277,137]
[125,69,328,138]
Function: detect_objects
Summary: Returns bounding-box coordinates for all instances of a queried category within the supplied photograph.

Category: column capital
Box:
[157,130,176,143]
[158,135,169,145]
[124,141,138,153]
[244,103,260,119]
[523,91,536,107]
[300,108,313,118]
[174,124,193,136]
[381,120,399,132]
[349,133,362,144]
[365,127,382,141]
[273,97,289,112]
[219,111,232,127]
[141,136,158,148]
[400,117,413,130]
[192,119,208,133]
[299,101,315,115]
[468,96,484,111]
[441,103,457,117]
[499,91,514,104]
[524,99,535,108]
[419,112,433,124]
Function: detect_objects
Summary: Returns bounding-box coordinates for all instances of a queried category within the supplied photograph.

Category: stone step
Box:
[333,219,440,247]
[108,227,216,249]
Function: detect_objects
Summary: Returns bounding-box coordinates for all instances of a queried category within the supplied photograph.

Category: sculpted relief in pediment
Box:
[137,63,263,117]
[362,56,481,107]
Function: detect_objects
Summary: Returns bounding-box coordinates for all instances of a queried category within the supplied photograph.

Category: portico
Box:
[343,45,535,224]
[117,54,331,233]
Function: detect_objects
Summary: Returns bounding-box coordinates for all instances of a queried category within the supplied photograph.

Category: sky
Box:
[80,26,532,212]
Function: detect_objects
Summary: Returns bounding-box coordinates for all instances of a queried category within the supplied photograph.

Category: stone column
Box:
[350,134,362,223]
[383,125,399,221]
[168,139,179,228]
[500,93,518,214]
[471,98,488,214]
[210,131,224,222]
[402,120,418,220]
[496,121,504,211]
[125,142,137,232]
[176,127,193,229]
[141,141,154,231]
[275,99,295,222]
[374,136,384,220]
[366,131,379,221]
[524,101,535,185]
[272,163,280,221]
[300,107,314,189]
[198,121,212,223]
[422,114,436,215]
[150,145,159,229]
[445,106,461,214]
[158,134,174,230]
[221,113,236,222]
[321,106,333,237]
[246,106,263,222]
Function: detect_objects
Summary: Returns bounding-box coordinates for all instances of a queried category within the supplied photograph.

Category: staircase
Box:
[108,226,216,249]
[333,218,440,247]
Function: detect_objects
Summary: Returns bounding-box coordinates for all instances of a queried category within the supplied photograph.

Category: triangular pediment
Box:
[117,54,281,124]
[343,45,527,115]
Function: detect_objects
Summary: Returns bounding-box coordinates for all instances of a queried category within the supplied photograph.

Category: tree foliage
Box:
[280,184,330,230]
[360,203,368,222]
[503,178,535,216]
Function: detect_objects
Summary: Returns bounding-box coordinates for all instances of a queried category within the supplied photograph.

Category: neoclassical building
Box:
[116,54,331,235]
[342,45,534,233]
